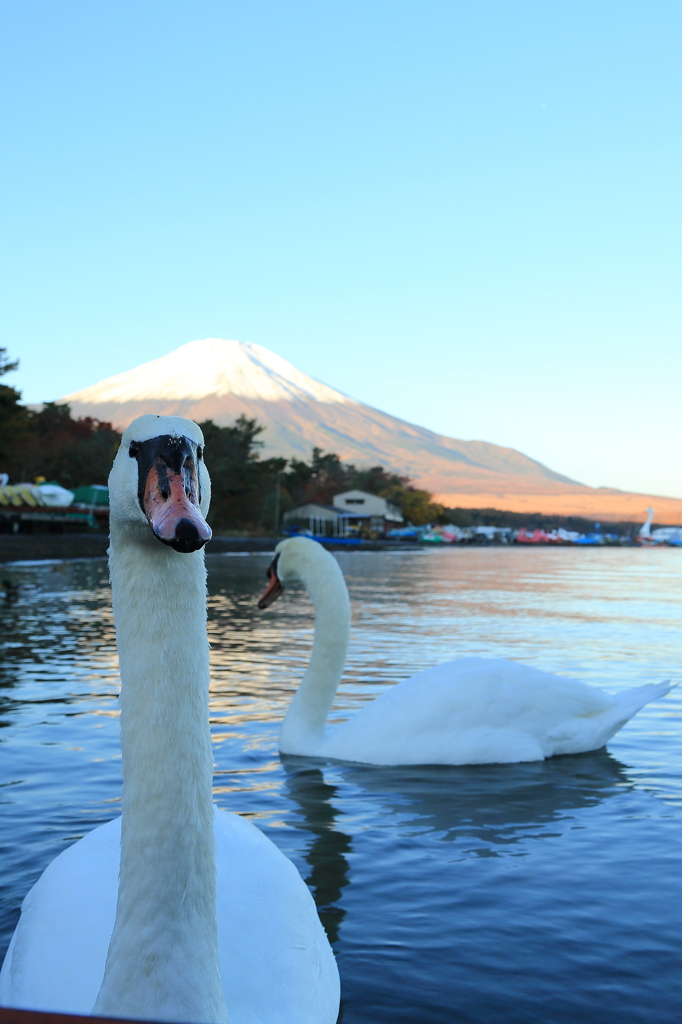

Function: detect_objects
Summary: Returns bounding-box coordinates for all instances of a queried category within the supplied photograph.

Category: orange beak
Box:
[258,554,284,609]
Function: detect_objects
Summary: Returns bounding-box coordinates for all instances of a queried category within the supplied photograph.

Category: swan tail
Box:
[547,680,676,756]
[613,679,676,716]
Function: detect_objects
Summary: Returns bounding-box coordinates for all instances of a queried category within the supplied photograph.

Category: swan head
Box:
[258,536,337,609]
[109,414,212,553]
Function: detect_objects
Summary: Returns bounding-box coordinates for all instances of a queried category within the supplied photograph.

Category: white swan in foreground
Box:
[0,417,339,1024]
[258,537,674,766]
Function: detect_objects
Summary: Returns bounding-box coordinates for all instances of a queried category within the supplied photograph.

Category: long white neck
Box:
[640,508,655,537]
[279,554,350,755]
[93,523,228,1023]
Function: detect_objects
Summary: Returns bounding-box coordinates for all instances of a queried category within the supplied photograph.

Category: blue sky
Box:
[1,1,680,497]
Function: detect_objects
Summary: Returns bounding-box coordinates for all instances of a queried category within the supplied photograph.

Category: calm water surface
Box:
[1,548,681,1023]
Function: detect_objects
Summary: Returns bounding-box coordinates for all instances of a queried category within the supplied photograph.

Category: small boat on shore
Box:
[650,525,682,547]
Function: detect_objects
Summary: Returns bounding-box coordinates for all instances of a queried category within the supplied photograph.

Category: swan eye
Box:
[129,444,139,459]
[197,446,203,460]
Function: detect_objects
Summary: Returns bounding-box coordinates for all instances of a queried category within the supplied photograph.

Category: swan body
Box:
[0,813,337,1024]
[260,537,674,766]
[1,418,339,1023]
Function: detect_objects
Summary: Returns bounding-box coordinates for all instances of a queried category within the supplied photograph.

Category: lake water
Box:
[1,547,681,1023]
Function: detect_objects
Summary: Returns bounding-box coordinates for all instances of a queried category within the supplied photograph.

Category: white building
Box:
[332,490,403,535]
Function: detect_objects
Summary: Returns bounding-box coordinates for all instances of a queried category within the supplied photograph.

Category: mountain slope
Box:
[62,338,576,489]
[63,338,682,522]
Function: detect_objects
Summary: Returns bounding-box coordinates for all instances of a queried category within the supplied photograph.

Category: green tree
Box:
[0,349,34,481]
[199,416,286,533]
[281,448,352,508]
[348,464,445,525]
[31,403,121,488]
[0,348,121,486]
[0,349,19,377]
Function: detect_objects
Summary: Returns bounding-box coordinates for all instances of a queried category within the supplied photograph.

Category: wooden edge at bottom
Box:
[0,1008,164,1024]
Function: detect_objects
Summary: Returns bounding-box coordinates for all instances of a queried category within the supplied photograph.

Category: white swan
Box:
[0,417,339,1024]
[258,537,674,766]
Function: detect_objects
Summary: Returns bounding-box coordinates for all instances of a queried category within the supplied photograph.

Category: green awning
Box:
[71,485,109,507]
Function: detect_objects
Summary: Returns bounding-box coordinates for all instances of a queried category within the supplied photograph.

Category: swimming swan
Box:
[258,537,674,766]
[0,417,339,1024]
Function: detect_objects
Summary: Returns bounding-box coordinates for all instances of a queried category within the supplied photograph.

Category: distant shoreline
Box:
[2,534,673,565]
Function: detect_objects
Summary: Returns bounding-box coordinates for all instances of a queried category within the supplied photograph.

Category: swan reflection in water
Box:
[281,748,633,937]
[279,760,352,945]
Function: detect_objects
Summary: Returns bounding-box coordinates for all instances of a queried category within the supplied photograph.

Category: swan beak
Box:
[129,433,212,553]
[142,467,212,554]
[258,555,284,609]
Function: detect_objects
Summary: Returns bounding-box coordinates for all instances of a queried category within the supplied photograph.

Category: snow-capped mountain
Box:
[62,338,682,521]
[62,338,572,489]
[66,338,354,408]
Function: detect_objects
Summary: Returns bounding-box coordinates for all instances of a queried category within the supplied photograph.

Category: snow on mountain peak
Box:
[63,338,354,407]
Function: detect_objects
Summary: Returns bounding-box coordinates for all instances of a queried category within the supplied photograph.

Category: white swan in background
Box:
[258,537,674,766]
[0,417,339,1024]
[640,507,655,538]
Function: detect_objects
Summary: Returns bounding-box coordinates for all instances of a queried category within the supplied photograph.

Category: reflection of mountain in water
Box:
[282,751,632,940]
[281,762,352,945]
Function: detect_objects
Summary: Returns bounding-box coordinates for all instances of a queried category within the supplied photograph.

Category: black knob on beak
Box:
[169,518,205,554]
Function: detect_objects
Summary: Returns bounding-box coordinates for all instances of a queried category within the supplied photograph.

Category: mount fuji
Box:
[62,338,682,522]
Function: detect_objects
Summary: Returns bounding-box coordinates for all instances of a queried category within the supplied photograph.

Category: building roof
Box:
[283,503,351,523]
[333,489,403,522]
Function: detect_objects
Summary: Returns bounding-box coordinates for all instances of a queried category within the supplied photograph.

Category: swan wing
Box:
[214,808,339,1024]
[322,658,618,765]
[0,816,119,1014]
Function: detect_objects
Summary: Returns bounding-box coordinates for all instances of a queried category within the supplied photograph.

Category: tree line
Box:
[0,348,445,532]
[0,348,121,490]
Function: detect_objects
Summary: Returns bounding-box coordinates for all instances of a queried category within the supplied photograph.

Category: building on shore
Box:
[283,490,404,538]
[282,502,352,538]
[333,490,403,535]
